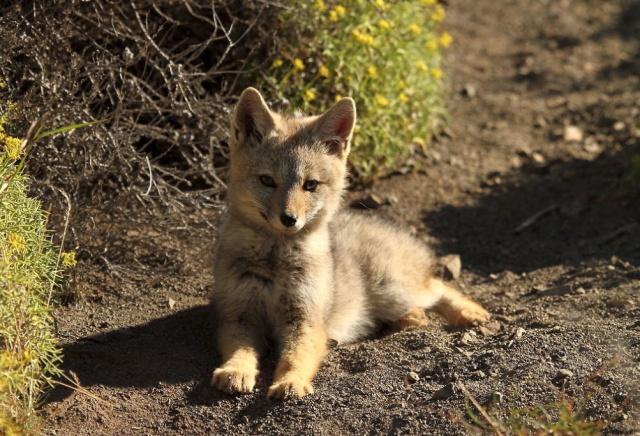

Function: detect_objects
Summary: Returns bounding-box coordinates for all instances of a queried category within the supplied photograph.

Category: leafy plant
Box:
[0,100,82,434]
[263,0,450,178]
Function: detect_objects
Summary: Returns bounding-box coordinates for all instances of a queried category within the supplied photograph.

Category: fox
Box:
[210,87,490,399]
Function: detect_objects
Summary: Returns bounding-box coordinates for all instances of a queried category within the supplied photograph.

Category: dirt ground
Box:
[42,0,640,434]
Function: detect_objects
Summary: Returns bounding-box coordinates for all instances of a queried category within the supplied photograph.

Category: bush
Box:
[263,0,449,178]
[1,0,450,212]
[0,102,61,434]
[625,154,640,195]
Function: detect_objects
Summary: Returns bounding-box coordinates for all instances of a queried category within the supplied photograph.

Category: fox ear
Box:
[312,97,356,157]
[232,87,274,146]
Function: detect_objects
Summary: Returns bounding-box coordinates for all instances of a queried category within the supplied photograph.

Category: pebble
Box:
[462,84,477,98]
[406,371,420,384]
[563,125,584,142]
[556,369,574,379]
[613,121,625,131]
[491,391,504,404]
[583,139,601,154]
[531,152,546,164]
[514,327,526,340]
[575,287,586,295]
[167,298,176,309]
[431,382,457,400]
[441,254,462,280]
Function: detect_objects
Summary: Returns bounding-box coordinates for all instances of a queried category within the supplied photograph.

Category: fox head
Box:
[227,87,356,236]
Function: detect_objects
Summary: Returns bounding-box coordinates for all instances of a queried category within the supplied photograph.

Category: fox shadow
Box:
[44,305,282,412]
[45,305,221,403]
[422,147,640,276]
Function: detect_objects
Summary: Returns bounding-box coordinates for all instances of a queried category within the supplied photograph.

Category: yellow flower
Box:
[416,61,429,72]
[367,65,378,79]
[421,0,437,5]
[431,67,443,80]
[399,93,409,103]
[329,5,346,21]
[293,58,305,71]
[374,0,388,10]
[374,94,389,107]
[409,23,422,35]
[7,233,26,254]
[335,94,343,102]
[378,19,391,30]
[1,133,22,160]
[352,29,375,46]
[304,88,317,102]
[431,5,446,22]
[439,31,453,48]
[318,65,330,78]
[425,38,439,53]
[313,0,326,11]
[61,251,78,267]
[272,59,283,68]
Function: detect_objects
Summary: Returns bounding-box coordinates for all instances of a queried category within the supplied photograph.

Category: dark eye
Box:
[303,180,319,192]
[259,175,276,187]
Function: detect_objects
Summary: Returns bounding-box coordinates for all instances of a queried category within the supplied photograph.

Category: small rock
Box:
[386,195,399,204]
[168,298,176,309]
[431,382,457,400]
[406,371,420,384]
[532,284,545,293]
[441,254,462,280]
[563,125,583,142]
[491,391,504,404]
[556,369,574,379]
[351,194,383,210]
[479,321,501,336]
[514,327,526,340]
[583,139,601,154]
[613,121,625,131]
[489,273,498,280]
[460,332,476,345]
[462,84,477,98]
[533,115,547,128]
[575,287,586,295]
[471,370,486,379]
[531,151,546,164]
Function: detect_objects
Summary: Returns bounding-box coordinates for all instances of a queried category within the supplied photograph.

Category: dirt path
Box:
[43,1,639,434]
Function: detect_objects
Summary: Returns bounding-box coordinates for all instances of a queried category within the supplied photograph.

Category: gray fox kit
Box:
[210,87,489,399]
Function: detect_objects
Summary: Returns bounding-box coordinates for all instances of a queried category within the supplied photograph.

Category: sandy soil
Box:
[42,0,639,434]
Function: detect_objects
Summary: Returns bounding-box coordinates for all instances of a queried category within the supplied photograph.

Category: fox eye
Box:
[303,180,319,192]
[259,175,276,187]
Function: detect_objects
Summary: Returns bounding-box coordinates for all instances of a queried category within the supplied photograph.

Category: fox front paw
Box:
[267,377,314,399]
[211,365,257,395]
[454,301,491,327]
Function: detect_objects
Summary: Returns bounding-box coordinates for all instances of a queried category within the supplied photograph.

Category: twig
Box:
[457,382,506,436]
[595,222,638,244]
[49,187,72,306]
[514,204,558,234]
[143,155,155,196]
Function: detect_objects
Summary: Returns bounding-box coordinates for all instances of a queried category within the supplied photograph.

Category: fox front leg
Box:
[211,321,264,395]
[267,322,328,399]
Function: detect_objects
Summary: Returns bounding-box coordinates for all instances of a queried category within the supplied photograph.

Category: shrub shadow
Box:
[423,147,640,275]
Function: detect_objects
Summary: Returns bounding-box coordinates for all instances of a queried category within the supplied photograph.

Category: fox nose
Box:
[280,213,297,228]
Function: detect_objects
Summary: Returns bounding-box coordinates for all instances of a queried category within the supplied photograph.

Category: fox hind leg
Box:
[427,278,490,326]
